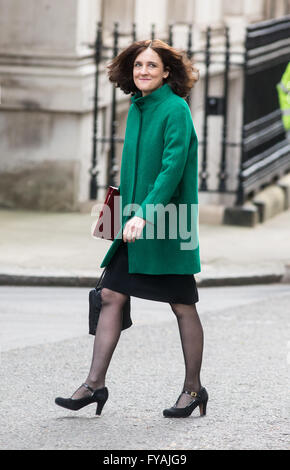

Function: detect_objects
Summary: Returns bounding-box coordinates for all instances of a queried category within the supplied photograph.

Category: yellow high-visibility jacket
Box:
[277,62,290,131]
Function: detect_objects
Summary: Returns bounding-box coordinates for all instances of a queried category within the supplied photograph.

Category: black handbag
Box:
[89,268,132,335]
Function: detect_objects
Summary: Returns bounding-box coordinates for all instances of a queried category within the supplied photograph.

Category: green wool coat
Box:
[100,82,201,274]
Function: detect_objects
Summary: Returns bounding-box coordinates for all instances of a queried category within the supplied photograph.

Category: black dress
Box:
[101,240,199,305]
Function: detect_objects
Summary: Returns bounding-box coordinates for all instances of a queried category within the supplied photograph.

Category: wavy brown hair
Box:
[107,39,199,98]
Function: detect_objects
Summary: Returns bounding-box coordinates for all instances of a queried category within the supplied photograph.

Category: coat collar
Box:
[130,82,173,110]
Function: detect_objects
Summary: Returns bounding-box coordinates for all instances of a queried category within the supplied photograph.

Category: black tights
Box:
[169,302,204,407]
[72,289,204,408]
[72,288,127,400]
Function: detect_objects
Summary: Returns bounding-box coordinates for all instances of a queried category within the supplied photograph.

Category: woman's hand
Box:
[123,216,146,243]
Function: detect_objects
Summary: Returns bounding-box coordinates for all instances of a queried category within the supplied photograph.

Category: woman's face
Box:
[133,48,169,96]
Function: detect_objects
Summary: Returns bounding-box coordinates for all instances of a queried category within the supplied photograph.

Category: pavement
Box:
[1,208,290,450]
[0,207,290,287]
[1,283,289,450]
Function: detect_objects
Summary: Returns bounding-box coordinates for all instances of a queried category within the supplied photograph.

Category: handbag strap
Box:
[96,267,106,288]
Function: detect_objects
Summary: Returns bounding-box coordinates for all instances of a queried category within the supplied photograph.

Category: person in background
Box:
[277,62,290,139]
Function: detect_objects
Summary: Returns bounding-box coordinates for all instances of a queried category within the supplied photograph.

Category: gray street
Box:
[1,0,290,455]
[1,284,289,450]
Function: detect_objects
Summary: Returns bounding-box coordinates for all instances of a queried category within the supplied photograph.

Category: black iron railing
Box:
[237,15,290,204]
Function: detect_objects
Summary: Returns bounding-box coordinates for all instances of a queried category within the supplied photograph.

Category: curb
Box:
[253,185,286,223]
[0,272,99,288]
[277,173,290,210]
[197,273,284,287]
[0,271,286,288]
[200,173,290,227]
[223,203,259,227]
[281,264,290,284]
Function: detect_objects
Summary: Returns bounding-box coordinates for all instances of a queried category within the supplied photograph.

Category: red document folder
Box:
[93,186,121,241]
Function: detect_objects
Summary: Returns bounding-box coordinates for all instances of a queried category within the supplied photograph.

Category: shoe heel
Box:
[96,400,106,416]
[199,399,208,416]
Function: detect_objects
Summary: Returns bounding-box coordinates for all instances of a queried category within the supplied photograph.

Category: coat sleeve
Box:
[134,103,195,225]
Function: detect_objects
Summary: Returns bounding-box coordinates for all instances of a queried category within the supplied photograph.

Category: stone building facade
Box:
[0,0,289,210]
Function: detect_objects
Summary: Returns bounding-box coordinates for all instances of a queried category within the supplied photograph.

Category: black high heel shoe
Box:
[55,383,109,416]
[163,387,208,418]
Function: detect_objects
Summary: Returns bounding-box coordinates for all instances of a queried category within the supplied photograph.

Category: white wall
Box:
[167,0,193,23]
[194,0,223,27]
[0,0,78,54]
[0,0,102,55]
[134,0,168,38]
[103,0,135,32]
[244,0,265,19]
[0,0,103,210]
[76,0,102,53]
[223,0,244,16]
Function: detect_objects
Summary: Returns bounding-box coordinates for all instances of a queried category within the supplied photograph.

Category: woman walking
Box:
[55,39,208,418]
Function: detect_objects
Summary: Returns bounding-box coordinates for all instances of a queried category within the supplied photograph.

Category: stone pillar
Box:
[0,0,101,211]
[103,0,135,32]
[134,0,168,38]
[244,0,266,20]
[223,0,265,31]
[194,0,223,26]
